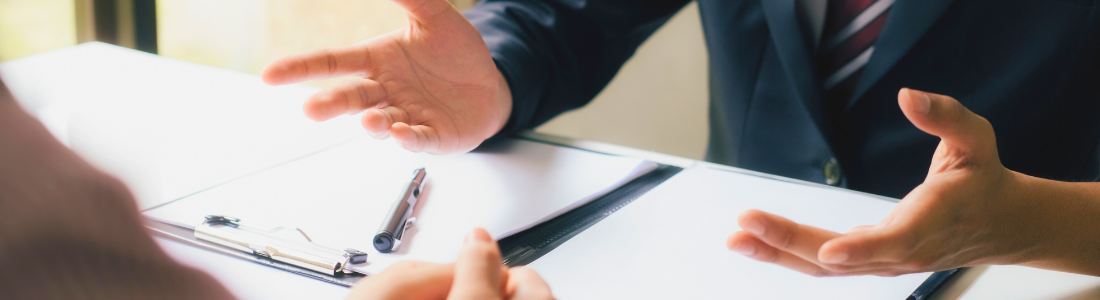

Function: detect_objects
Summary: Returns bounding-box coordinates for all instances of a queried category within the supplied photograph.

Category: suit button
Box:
[822,158,842,186]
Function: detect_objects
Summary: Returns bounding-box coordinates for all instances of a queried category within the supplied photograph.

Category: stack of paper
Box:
[526,166,931,299]
[144,136,657,274]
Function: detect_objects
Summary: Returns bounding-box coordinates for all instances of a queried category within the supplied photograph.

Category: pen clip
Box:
[197,215,369,275]
[391,217,417,251]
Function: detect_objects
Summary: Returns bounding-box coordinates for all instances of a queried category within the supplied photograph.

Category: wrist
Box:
[1011,173,1100,275]
[998,172,1054,265]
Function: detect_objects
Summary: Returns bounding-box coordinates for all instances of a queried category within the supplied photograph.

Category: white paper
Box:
[145,136,657,274]
[0,43,365,209]
[526,166,930,299]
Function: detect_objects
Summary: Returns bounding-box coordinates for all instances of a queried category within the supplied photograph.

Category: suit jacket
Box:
[465,0,1100,198]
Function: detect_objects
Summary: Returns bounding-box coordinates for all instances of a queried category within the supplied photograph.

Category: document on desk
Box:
[526,166,930,299]
[144,136,657,274]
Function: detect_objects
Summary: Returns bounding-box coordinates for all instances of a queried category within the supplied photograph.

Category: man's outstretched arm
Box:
[261,0,692,154]
[727,88,1100,277]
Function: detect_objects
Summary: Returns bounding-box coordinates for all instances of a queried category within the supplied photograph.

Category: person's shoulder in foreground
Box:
[0,75,555,299]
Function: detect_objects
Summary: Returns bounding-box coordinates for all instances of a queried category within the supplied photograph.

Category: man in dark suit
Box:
[262,0,1100,277]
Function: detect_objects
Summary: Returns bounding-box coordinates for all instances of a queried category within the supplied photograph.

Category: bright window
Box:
[0,0,76,62]
[156,0,418,87]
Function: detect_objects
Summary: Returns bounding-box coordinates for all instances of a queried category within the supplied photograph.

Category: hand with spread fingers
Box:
[261,0,510,154]
[726,88,1100,277]
[346,228,555,300]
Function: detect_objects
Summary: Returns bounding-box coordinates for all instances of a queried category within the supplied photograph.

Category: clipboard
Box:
[148,215,369,287]
[144,164,678,288]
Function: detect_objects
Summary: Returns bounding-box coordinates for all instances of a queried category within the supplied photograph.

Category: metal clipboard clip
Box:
[194,215,368,276]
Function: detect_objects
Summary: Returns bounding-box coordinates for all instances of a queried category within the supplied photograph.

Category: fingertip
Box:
[303,94,341,122]
[390,122,419,150]
[726,231,757,256]
[450,228,505,299]
[465,227,493,244]
[457,230,502,262]
[302,104,324,122]
[898,88,931,115]
[737,209,771,237]
[259,66,278,85]
[362,109,394,138]
[897,88,944,140]
[737,209,764,225]
[260,61,292,86]
[897,88,910,110]
[726,232,742,250]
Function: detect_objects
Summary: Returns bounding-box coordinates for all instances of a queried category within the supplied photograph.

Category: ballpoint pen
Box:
[374,167,427,253]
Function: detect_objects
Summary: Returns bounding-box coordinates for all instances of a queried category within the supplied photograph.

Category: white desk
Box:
[533,132,1100,300]
[3,43,1098,300]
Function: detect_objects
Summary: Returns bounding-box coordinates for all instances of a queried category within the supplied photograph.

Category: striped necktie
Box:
[817,0,894,116]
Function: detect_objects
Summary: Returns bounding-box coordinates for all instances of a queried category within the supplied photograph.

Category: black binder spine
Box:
[498,165,683,266]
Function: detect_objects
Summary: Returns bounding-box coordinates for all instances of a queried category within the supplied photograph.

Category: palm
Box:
[726,89,1025,277]
[878,132,1014,268]
[840,91,1016,271]
[262,0,509,154]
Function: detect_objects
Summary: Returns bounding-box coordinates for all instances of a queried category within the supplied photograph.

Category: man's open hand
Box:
[725,88,1042,277]
[262,0,510,154]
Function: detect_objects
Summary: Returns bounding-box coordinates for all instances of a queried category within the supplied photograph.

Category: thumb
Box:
[897,88,997,158]
[448,228,506,300]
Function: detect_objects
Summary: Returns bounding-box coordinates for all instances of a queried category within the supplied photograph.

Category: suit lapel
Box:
[760,0,829,135]
[846,0,957,110]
